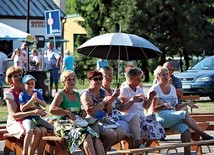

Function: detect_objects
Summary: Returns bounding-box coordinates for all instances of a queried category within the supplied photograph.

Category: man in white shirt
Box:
[45,41,61,97]
[0,45,8,103]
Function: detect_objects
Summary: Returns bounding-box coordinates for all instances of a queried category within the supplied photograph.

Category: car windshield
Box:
[191,57,214,70]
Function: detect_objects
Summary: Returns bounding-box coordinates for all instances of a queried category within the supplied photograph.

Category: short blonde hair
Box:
[153,65,168,79]
[126,67,143,79]
[5,66,23,84]
[31,48,39,55]
[60,70,76,84]
[99,65,113,73]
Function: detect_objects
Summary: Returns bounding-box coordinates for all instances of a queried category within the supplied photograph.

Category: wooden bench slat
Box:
[115,139,214,154]
[42,136,63,142]
[192,115,214,122]
[190,113,214,115]
[181,95,200,101]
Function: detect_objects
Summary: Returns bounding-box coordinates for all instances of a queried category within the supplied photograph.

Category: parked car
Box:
[175,56,214,101]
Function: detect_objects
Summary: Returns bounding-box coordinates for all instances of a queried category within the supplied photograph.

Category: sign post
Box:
[45,9,61,36]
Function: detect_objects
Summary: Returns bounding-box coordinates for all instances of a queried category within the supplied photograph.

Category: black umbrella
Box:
[77,32,162,85]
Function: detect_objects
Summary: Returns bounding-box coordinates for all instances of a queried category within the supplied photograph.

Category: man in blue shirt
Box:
[62,50,76,72]
[96,59,108,70]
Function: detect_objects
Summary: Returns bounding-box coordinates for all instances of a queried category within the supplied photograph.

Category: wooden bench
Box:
[43,136,68,155]
[112,112,214,154]
[1,129,54,155]
[180,95,200,101]
[4,133,24,155]
[43,136,83,155]
[108,139,214,155]
[0,126,7,140]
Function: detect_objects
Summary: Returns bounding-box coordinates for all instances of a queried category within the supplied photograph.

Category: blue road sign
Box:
[45,10,61,36]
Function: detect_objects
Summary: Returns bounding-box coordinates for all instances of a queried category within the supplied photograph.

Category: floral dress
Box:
[82,89,119,132]
[54,91,99,153]
[120,83,166,141]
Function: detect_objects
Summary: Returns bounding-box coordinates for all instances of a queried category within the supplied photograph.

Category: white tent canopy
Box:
[0,22,34,41]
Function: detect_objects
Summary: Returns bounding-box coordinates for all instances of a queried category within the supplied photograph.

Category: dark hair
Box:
[87,70,103,80]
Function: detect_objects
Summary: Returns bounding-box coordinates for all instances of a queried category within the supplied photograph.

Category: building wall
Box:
[63,15,86,55]
[0,19,46,52]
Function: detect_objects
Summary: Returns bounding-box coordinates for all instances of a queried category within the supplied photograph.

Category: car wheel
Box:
[209,96,214,101]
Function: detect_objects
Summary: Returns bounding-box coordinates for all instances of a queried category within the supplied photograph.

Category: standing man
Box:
[163,61,183,99]
[62,50,76,72]
[46,41,61,98]
[0,45,8,104]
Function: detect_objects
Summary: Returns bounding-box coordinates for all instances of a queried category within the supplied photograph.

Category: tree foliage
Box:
[67,0,213,80]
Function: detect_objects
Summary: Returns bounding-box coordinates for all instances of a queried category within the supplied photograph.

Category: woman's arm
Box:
[175,101,198,111]
[80,92,105,115]
[152,98,173,112]
[49,92,76,120]
[5,98,42,119]
[143,90,156,109]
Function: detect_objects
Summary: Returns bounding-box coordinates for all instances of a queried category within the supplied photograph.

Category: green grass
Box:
[0,100,213,122]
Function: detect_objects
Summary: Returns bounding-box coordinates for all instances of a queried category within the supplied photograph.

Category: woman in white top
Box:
[13,48,26,70]
[149,65,213,155]
[118,67,165,148]
[30,48,42,71]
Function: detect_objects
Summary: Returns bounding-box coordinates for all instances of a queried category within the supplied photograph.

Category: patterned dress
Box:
[120,83,166,141]
[82,89,119,132]
[54,91,98,153]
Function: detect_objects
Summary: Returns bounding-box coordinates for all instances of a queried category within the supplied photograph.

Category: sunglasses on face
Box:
[13,74,22,78]
[91,77,103,81]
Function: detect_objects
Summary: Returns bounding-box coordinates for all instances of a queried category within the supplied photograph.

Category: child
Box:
[19,74,53,155]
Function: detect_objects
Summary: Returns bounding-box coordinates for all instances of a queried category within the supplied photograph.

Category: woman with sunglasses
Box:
[4,66,48,155]
[50,70,105,155]
[81,70,125,152]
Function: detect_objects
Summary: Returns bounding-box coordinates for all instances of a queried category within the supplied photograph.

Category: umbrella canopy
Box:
[77,32,162,61]
[0,22,34,41]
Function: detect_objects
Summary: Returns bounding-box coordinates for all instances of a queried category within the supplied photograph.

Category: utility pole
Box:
[26,0,30,71]
[27,0,30,33]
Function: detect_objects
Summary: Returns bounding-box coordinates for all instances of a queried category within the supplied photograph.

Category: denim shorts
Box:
[22,118,53,132]
[155,110,189,134]
[49,67,59,84]
[0,74,4,87]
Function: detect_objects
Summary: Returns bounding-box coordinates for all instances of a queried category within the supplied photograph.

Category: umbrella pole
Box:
[117,48,120,88]
[117,60,120,88]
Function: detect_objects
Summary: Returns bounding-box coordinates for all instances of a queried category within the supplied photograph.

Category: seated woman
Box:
[49,70,105,155]
[80,70,126,152]
[4,66,47,155]
[148,65,213,155]
[118,67,166,148]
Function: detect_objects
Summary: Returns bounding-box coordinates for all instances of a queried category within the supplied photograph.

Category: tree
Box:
[68,0,213,78]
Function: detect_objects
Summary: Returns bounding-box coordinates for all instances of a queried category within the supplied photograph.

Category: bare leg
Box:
[184,113,211,139]
[100,128,117,152]
[181,130,191,155]
[83,135,96,155]
[94,138,105,155]
[50,84,53,97]
[29,127,41,155]
[23,130,34,155]
[37,127,47,155]
[114,127,126,144]
[130,115,141,147]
